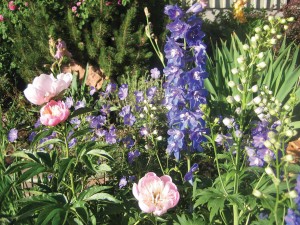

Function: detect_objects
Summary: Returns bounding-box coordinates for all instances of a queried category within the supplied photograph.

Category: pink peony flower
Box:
[8,1,17,11]
[0,15,4,22]
[40,100,70,126]
[132,172,180,216]
[72,6,77,12]
[76,2,81,6]
[24,73,73,105]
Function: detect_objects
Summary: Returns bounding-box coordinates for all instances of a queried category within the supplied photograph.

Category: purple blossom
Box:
[124,113,136,126]
[118,84,128,100]
[28,132,36,142]
[164,38,185,67]
[285,208,300,225]
[8,128,18,142]
[70,117,81,128]
[105,83,117,94]
[90,86,96,95]
[184,163,199,184]
[68,138,77,148]
[122,136,135,149]
[166,18,190,40]
[119,176,127,189]
[95,128,107,137]
[75,100,86,110]
[128,150,140,164]
[105,125,117,144]
[65,97,74,108]
[140,126,149,136]
[146,86,157,100]
[150,68,161,79]
[100,104,111,115]
[164,4,184,20]
[90,115,106,129]
[185,24,205,46]
[134,91,144,103]
[119,105,131,117]
[186,2,205,14]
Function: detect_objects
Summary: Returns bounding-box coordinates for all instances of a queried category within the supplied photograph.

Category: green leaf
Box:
[83,193,121,203]
[97,164,112,172]
[78,186,112,201]
[69,107,95,119]
[17,164,47,184]
[87,149,114,161]
[31,128,54,147]
[37,138,63,150]
[58,158,76,184]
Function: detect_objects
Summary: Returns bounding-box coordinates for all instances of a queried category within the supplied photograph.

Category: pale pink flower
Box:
[72,6,77,12]
[40,100,70,126]
[54,39,72,59]
[0,15,4,22]
[24,73,73,105]
[76,2,81,6]
[24,2,29,7]
[132,172,180,216]
[8,1,17,11]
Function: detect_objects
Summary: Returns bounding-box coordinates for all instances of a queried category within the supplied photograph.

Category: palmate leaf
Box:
[174,214,206,225]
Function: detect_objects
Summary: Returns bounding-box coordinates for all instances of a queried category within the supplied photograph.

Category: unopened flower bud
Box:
[286,190,298,199]
[156,136,162,141]
[270,28,276,34]
[274,142,281,149]
[265,167,274,176]
[269,109,276,116]
[267,131,276,139]
[280,18,286,24]
[284,104,290,110]
[234,95,241,102]
[228,81,235,87]
[255,107,263,114]
[283,154,294,162]
[139,113,145,118]
[214,118,219,123]
[270,38,277,45]
[284,25,289,30]
[253,96,262,104]
[235,107,242,115]
[285,130,294,137]
[276,34,282,39]
[251,85,258,93]
[268,16,274,21]
[226,96,235,104]
[241,78,247,84]
[237,56,244,64]
[152,130,158,135]
[257,52,264,59]
[264,140,272,148]
[243,44,250,50]
[231,68,238,75]
[287,17,294,22]
[254,27,262,33]
[257,62,267,69]
[263,25,270,31]
[252,189,262,198]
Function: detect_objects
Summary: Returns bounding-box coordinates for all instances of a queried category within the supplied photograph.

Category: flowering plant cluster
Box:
[1,1,300,225]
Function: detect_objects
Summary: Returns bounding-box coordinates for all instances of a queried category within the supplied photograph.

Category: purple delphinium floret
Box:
[90,115,106,129]
[8,128,18,142]
[128,149,140,164]
[184,163,199,184]
[166,18,190,40]
[164,4,184,20]
[186,2,205,14]
[146,86,157,100]
[119,176,127,189]
[185,24,205,46]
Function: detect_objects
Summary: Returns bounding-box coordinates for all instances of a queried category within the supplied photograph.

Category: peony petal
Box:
[132,183,140,200]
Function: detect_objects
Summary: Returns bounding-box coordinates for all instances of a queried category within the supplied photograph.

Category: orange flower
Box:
[233,0,247,23]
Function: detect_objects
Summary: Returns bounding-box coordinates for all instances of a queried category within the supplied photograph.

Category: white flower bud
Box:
[252,189,262,198]
[143,106,148,112]
[253,96,262,104]
[284,104,290,110]
[263,25,270,31]
[265,167,274,176]
[284,25,289,30]
[264,140,272,148]
[285,130,294,137]
[257,62,267,69]
[139,113,145,118]
[293,130,298,136]
[268,16,274,21]
[231,68,238,75]
[276,34,282,39]
[156,136,162,141]
[257,52,264,59]
[254,27,262,33]
[145,144,149,150]
[223,117,234,128]
[251,85,258,93]
[280,18,286,24]
[267,131,276,138]
[237,56,244,64]
[150,114,154,118]
[226,96,235,104]
[151,106,157,110]
[255,107,263,114]
[234,95,241,102]
[241,78,247,84]
[235,107,242,115]
[287,17,294,22]
[286,190,298,199]
[283,154,294,162]
[228,81,235,87]
[152,130,158,135]
[269,109,276,116]
[243,44,250,50]
[262,98,267,104]
[270,38,277,45]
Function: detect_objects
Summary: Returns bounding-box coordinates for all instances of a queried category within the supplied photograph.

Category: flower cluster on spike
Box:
[163,3,208,160]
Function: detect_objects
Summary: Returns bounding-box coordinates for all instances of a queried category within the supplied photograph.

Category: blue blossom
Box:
[106,83,117,94]
[184,163,199,184]
[285,208,300,225]
[150,68,161,79]
[70,117,81,129]
[140,126,149,136]
[146,86,157,100]
[164,38,185,67]
[119,105,131,117]
[186,2,205,14]
[122,136,135,149]
[128,150,140,164]
[100,104,111,115]
[164,4,184,20]
[68,138,77,148]
[28,132,36,142]
[95,128,107,137]
[166,18,190,40]
[185,24,205,46]
[8,128,18,142]
[118,84,128,100]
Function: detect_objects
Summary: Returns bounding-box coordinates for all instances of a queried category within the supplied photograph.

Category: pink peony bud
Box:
[24,73,73,105]
[0,15,4,22]
[8,1,17,11]
[40,100,70,126]
[76,2,81,6]
[132,172,180,216]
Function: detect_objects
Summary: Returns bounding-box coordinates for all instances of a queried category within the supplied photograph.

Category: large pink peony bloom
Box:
[24,73,73,105]
[40,100,70,126]
[132,172,180,216]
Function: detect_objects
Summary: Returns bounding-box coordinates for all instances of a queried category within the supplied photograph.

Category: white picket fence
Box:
[184,0,288,9]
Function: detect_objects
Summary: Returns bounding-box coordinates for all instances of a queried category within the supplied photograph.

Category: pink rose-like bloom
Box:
[76,2,81,6]
[8,1,17,11]
[132,172,180,216]
[24,73,73,105]
[72,6,77,12]
[40,100,70,126]
[0,15,4,22]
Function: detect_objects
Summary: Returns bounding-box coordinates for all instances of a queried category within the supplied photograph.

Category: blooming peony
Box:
[40,100,70,126]
[24,73,73,105]
[132,172,180,216]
